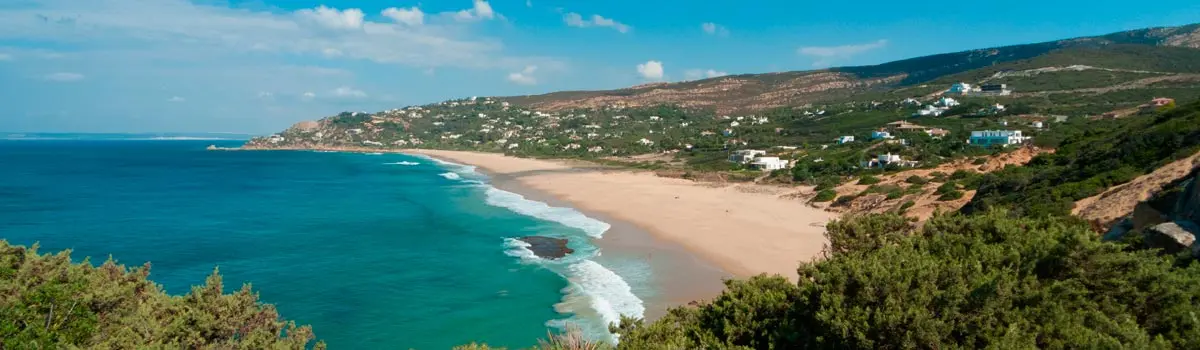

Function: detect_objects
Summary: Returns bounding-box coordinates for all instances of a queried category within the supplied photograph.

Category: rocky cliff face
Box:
[1106,165,1200,259]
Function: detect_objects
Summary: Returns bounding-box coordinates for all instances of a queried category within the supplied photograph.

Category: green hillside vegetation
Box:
[0,241,323,349]
[613,212,1200,349]
[964,98,1200,216]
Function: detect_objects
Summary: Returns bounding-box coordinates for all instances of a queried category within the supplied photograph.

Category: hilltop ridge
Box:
[499,24,1200,113]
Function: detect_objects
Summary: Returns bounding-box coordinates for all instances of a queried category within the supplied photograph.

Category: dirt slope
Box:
[1073,150,1200,227]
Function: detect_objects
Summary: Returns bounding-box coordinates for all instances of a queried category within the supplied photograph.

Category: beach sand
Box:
[404,150,836,282]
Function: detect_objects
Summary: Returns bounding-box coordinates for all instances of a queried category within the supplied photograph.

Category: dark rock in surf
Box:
[518,236,574,260]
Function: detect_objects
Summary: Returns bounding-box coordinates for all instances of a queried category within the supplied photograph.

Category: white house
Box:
[969,130,1027,147]
[638,138,655,146]
[862,153,918,168]
[362,140,383,146]
[948,83,973,95]
[751,157,791,171]
[916,105,948,117]
[937,97,961,107]
[836,136,855,144]
[729,149,767,164]
[1032,121,1044,129]
[730,121,741,127]
[902,97,922,106]
[871,131,894,140]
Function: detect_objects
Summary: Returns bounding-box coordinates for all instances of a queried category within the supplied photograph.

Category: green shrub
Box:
[899,200,916,212]
[971,157,988,165]
[938,190,965,201]
[616,212,1200,349]
[936,182,959,195]
[814,176,842,191]
[0,241,323,349]
[904,175,927,185]
[813,189,837,202]
[886,189,904,200]
[949,170,975,180]
[857,175,882,185]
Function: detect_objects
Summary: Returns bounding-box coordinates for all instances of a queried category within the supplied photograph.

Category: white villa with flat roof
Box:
[751,157,791,171]
[969,130,1027,147]
[729,149,767,164]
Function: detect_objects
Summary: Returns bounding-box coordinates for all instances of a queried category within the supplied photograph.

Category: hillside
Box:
[500,24,1200,114]
[246,23,1200,223]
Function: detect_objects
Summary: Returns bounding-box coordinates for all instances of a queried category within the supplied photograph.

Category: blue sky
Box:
[1,0,1198,133]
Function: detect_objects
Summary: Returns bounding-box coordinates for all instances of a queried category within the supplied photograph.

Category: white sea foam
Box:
[365,152,383,155]
[438,172,462,180]
[384,161,420,166]
[502,238,543,263]
[503,238,644,344]
[483,187,611,237]
[562,260,645,343]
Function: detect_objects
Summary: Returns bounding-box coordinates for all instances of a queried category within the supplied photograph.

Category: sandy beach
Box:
[404,149,837,281]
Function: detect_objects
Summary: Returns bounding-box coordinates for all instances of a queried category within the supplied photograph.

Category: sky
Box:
[0,0,1198,133]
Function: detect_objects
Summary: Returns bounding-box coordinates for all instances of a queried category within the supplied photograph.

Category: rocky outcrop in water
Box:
[518,236,574,260]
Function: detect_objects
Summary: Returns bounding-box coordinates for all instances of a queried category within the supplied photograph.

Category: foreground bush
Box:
[0,241,323,349]
[615,212,1200,349]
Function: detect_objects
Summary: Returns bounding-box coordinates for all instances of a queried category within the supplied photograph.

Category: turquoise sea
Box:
[0,138,647,348]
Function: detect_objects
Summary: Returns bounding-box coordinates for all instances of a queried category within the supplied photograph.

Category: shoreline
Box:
[398,149,836,280]
[234,145,837,312]
[480,160,732,320]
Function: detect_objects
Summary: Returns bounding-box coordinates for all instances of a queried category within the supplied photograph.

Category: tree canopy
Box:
[614,212,1200,349]
[0,240,323,349]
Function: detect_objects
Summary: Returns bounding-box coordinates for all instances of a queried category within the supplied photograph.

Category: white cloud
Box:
[0,53,11,61]
[636,60,664,80]
[257,91,274,100]
[331,86,367,98]
[295,5,364,30]
[301,92,317,100]
[168,96,186,102]
[507,65,538,85]
[797,39,888,67]
[684,69,728,80]
[453,0,497,22]
[563,13,630,33]
[382,7,424,26]
[0,1,554,70]
[321,48,343,57]
[701,22,729,37]
[44,72,84,82]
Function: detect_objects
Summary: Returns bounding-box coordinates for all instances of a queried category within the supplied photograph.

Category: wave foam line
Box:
[483,187,610,237]
[384,161,420,166]
[438,172,462,180]
[562,260,645,344]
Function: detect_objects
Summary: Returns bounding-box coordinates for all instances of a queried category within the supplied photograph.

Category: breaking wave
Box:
[483,187,610,238]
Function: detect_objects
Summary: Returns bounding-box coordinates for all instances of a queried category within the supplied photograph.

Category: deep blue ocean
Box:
[0,138,645,348]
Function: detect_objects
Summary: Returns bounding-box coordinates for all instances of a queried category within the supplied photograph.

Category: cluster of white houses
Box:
[947,83,1012,96]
